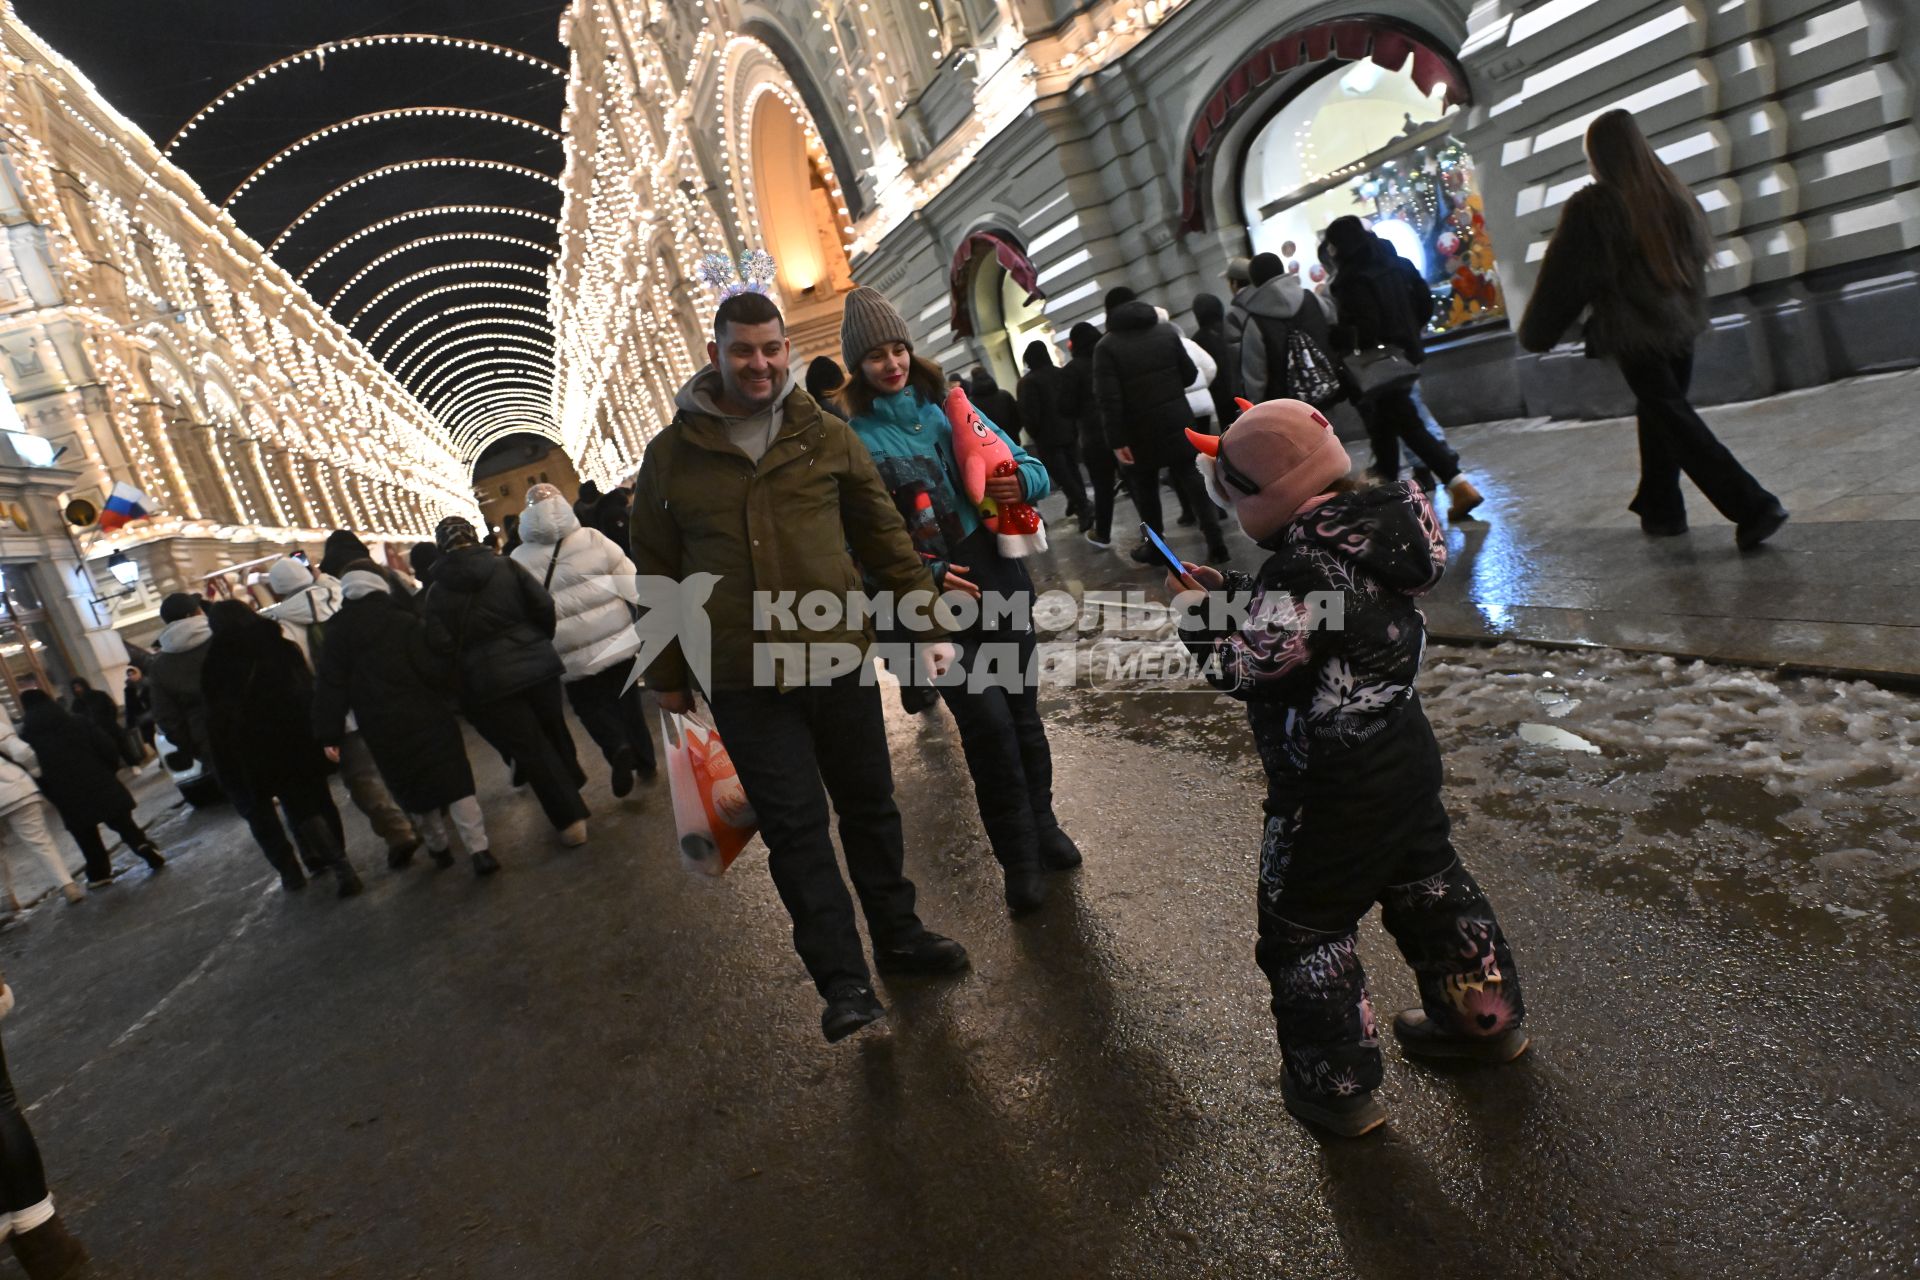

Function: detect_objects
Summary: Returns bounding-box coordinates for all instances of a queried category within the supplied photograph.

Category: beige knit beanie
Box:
[840,286,911,372]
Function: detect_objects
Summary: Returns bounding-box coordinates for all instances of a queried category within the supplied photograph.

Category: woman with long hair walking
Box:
[1521,108,1787,549]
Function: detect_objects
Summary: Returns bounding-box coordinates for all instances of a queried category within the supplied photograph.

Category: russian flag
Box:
[98,482,151,532]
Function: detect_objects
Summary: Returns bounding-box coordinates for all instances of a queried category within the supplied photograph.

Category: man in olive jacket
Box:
[629,290,968,1043]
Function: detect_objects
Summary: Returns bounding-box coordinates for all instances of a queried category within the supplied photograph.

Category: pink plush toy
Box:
[944,386,1048,558]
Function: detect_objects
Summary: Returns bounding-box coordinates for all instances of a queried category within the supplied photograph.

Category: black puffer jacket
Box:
[1519,182,1710,359]
[318,530,373,581]
[970,371,1023,443]
[18,696,133,825]
[1059,323,1102,451]
[421,546,564,705]
[1329,236,1434,363]
[201,616,331,797]
[1092,301,1200,466]
[313,590,475,813]
[1016,355,1070,449]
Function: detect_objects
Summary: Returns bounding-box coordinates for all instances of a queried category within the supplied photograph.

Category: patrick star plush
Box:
[943,386,1048,558]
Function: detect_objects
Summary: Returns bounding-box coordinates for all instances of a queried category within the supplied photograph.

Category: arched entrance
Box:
[1185,19,1507,335]
[951,231,1050,391]
[749,93,854,363]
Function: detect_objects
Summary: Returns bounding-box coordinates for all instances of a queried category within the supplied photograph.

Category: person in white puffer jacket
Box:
[510,484,657,796]
[0,709,82,906]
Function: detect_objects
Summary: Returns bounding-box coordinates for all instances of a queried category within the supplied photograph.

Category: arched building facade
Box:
[556,0,1919,464]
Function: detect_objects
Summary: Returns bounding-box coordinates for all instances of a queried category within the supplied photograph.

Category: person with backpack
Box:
[1324,217,1484,521]
[17,690,164,888]
[313,563,497,877]
[261,558,421,869]
[510,484,657,797]
[1520,108,1787,549]
[1222,257,1257,401]
[1238,252,1339,407]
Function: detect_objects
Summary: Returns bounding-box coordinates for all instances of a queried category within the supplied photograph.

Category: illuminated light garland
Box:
[267,159,563,254]
[364,281,552,347]
[379,302,554,363]
[416,350,556,404]
[326,232,556,308]
[295,205,559,282]
[222,108,563,209]
[347,261,549,331]
[394,321,556,383]
[431,375,553,420]
[165,34,564,155]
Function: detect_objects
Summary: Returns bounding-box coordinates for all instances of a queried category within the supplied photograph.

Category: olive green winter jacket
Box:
[628,373,942,695]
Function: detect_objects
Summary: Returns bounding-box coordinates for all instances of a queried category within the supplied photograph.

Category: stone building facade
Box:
[0,14,477,695]
[555,0,1918,485]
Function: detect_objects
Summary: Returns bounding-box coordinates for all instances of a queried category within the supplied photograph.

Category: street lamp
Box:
[107,550,139,589]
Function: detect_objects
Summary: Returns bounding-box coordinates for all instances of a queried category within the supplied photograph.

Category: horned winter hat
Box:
[1189,399,1351,544]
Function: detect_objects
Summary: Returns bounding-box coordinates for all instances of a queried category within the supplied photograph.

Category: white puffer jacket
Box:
[0,708,42,816]
[510,495,642,681]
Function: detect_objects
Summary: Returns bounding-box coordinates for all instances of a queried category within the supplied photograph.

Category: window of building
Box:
[1240,54,1506,333]
[0,565,75,719]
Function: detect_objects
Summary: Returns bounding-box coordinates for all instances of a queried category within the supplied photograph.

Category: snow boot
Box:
[1445,476,1484,521]
[1281,1073,1386,1138]
[558,820,588,848]
[334,863,365,898]
[386,837,421,871]
[1391,1009,1530,1064]
[1003,864,1047,917]
[10,1213,88,1280]
[1038,826,1083,871]
[1736,505,1789,551]
[60,883,84,905]
[137,845,166,871]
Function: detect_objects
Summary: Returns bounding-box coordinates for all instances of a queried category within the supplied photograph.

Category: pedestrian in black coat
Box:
[67,677,137,766]
[1062,321,1119,548]
[200,601,362,895]
[408,541,442,586]
[17,690,163,885]
[422,517,588,840]
[588,485,632,550]
[968,370,1022,443]
[123,664,156,753]
[1190,293,1238,426]
[1092,287,1227,561]
[313,565,496,876]
[1017,340,1089,527]
[1519,108,1786,549]
[1325,217,1483,521]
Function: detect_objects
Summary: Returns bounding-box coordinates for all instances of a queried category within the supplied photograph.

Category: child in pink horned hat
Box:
[1167,398,1530,1137]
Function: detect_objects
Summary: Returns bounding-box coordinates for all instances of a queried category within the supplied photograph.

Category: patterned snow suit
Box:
[1179,481,1524,1100]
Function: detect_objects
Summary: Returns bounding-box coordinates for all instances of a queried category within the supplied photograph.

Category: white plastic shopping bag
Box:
[660,710,759,876]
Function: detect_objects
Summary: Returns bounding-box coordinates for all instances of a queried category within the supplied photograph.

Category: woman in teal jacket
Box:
[836,286,1082,916]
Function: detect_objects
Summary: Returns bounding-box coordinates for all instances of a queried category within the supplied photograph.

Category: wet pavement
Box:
[3,583,1915,1277]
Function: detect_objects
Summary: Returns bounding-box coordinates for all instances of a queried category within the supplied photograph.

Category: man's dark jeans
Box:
[708,672,922,995]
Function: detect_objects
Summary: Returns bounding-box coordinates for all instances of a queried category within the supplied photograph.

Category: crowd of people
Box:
[0,114,1791,1268]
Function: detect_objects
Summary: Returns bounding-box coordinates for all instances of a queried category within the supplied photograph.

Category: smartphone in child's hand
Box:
[1140,522,1201,591]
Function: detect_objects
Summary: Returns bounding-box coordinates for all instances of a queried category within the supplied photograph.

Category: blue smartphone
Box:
[1139,522,1199,588]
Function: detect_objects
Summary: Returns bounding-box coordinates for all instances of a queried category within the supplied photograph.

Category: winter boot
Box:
[1391,1009,1530,1064]
[386,837,421,871]
[1037,826,1083,871]
[1003,863,1048,917]
[610,748,637,799]
[821,983,885,1043]
[428,846,456,870]
[137,845,166,871]
[9,1213,88,1280]
[873,930,970,977]
[1445,475,1484,521]
[558,820,588,848]
[334,862,365,899]
[1281,1072,1387,1138]
[470,849,501,877]
[1128,542,1159,566]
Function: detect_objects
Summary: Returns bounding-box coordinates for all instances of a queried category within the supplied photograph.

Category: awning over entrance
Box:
[1179,18,1470,234]
[949,231,1042,339]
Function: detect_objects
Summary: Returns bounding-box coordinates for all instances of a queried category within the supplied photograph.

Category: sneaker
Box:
[335,863,365,899]
[1004,864,1048,917]
[558,820,589,848]
[1084,529,1113,549]
[1391,1008,1530,1063]
[821,983,886,1043]
[1038,826,1083,871]
[610,748,637,799]
[1281,1072,1387,1138]
[1735,505,1789,551]
[873,930,970,977]
[86,875,115,890]
[1445,475,1485,521]
[428,846,457,870]
[471,849,502,877]
[1129,542,1158,565]
[387,838,421,871]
